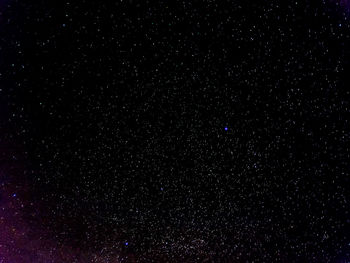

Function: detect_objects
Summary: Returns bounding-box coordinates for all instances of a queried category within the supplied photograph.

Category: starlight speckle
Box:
[0,0,349,262]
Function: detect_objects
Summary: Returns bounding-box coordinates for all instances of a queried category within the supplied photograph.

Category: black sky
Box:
[0,0,349,262]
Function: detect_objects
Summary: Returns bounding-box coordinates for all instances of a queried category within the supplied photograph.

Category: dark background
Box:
[0,0,349,261]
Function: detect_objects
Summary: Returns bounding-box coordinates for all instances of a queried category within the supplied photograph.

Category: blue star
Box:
[224,127,228,131]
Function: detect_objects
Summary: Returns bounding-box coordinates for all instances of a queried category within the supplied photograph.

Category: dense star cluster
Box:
[0,0,349,262]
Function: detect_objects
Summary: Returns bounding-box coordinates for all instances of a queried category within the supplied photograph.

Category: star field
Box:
[0,0,349,262]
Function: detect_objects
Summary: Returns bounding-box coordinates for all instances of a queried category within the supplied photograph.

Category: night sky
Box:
[0,0,350,262]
